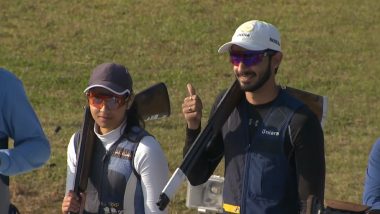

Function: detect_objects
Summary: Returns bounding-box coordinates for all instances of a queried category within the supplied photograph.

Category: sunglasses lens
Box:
[230,56,240,66]
[230,52,265,66]
[106,97,120,109]
[88,96,102,109]
[88,93,125,110]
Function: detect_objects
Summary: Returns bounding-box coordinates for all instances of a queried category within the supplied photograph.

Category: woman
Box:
[62,62,169,214]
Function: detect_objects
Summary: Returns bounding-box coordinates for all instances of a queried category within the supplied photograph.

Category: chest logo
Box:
[261,128,280,136]
[113,148,133,160]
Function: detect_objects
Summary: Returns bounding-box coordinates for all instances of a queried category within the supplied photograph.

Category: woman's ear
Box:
[126,93,135,110]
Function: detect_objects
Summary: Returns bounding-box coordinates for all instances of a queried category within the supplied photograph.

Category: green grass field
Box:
[1,0,380,213]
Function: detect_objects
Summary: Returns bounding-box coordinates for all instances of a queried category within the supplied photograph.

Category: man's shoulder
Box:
[287,105,323,144]
[280,89,307,109]
[291,105,320,125]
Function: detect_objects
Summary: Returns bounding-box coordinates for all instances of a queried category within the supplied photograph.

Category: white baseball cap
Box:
[218,20,281,53]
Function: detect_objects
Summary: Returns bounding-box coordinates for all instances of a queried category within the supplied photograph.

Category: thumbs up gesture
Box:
[182,83,203,130]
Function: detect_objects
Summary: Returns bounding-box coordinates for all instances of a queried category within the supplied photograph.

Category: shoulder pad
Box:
[126,126,151,143]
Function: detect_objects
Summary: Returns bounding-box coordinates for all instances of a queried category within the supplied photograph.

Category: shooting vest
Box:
[222,90,304,214]
[74,126,149,214]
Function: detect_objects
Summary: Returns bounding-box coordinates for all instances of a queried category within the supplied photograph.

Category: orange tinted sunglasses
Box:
[87,91,127,110]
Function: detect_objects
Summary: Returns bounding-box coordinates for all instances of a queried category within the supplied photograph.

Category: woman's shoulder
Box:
[126,126,151,142]
[139,135,161,150]
[134,133,167,170]
[127,126,165,156]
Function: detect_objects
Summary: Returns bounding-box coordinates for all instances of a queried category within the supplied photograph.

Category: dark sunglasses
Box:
[230,51,274,67]
[87,91,128,110]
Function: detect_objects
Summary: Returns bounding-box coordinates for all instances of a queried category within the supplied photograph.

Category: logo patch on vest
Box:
[113,147,133,160]
[261,128,280,136]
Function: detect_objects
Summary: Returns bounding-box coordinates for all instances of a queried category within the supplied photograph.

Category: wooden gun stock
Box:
[282,85,328,125]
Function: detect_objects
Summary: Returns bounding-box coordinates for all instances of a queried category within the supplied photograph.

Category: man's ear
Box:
[126,93,135,110]
[272,52,283,72]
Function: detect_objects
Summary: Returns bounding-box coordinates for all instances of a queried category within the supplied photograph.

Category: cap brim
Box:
[218,41,267,53]
[84,84,130,96]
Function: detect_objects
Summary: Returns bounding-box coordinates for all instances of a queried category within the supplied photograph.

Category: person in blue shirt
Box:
[0,68,51,213]
[363,139,380,212]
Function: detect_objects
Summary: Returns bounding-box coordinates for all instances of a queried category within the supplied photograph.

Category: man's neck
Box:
[245,84,279,105]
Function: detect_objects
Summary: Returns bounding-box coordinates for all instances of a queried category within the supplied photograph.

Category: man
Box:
[182,20,325,213]
[0,68,51,213]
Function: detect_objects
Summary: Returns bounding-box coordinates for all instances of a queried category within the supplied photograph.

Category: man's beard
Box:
[239,66,271,92]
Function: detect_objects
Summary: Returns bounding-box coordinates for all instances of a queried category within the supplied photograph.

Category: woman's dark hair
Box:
[123,100,144,135]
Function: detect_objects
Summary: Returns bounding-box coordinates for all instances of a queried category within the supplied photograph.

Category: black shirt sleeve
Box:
[183,91,226,186]
[285,106,325,211]
[183,126,201,157]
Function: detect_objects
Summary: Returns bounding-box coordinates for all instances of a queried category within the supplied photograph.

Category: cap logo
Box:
[269,37,280,46]
[236,33,250,38]
[238,21,254,33]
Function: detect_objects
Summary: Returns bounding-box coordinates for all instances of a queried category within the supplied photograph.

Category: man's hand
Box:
[182,83,203,130]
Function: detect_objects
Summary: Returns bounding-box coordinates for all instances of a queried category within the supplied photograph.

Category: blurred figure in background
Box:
[0,68,51,213]
[363,138,380,212]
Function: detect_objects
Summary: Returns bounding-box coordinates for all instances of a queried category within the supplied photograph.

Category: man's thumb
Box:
[187,83,196,96]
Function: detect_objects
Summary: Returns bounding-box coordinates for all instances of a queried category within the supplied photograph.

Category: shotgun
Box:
[157,79,243,211]
[70,82,171,214]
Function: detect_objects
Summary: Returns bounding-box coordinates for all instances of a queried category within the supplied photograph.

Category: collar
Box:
[93,122,126,150]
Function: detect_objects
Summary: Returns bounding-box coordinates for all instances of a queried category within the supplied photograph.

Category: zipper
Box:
[98,137,123,213]
[240,102,257,214]
[241,142,251,214]
[99,150,110,212]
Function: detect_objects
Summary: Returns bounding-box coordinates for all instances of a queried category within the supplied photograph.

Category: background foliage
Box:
[1,0,380,213]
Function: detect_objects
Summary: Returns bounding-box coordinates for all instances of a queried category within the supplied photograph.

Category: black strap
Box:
[73,131,81,155]
[0,137,9,186]
[127,127,150,179]
[125,126,150,143]
[0,138,19,214]
[0,138,7,149]
[8,203,20,214]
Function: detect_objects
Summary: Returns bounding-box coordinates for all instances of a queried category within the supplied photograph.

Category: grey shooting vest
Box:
[74,126,149,214]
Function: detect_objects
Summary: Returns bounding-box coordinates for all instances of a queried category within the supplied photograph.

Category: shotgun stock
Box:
[324,199,370,213]
[282,85,328,125]
[306,198,379,213]
[70,82,170,214]
[135,82,171,121]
